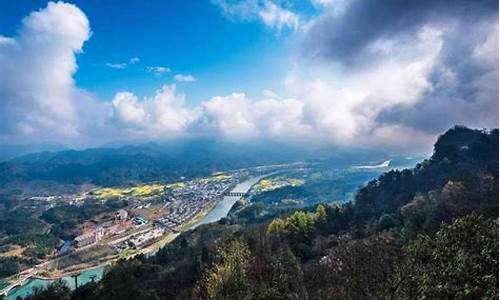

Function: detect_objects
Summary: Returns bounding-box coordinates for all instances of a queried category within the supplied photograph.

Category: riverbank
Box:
[5,175,265,299]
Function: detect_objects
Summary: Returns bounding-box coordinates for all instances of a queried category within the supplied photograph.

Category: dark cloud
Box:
[303,0,498,65]
[301,0,498,138]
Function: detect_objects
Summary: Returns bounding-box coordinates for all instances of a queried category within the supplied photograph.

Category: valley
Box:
[0,159,404,298]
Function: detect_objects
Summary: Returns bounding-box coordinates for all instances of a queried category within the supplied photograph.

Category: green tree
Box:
[285,211,314,243]
[266,249,309,300]
[267,218,286,236]
[198,238,252,300]
[24,280,71,300]
[401,214,498,299]
[314,204,327,223]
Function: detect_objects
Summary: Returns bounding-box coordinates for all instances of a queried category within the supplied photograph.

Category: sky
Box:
[0,0,498,153]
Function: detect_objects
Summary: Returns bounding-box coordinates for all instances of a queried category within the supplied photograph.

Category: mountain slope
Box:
[0,143,67,162]
[0,140,310,187]
[0,139,393,188]
[17,126,498,300]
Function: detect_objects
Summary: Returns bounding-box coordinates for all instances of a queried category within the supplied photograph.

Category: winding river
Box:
[7,175,263,299]
[7,266,105,300]
[191,175,265,229]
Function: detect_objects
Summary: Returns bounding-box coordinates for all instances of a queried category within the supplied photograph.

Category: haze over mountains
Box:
[4,126,495,300]
[0,143,68,162]
[0,138,405,189]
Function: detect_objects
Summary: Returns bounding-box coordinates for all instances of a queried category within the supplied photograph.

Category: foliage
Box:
[0,256,20,277]
[314,204,327,222]
[41,199,127,240]
[23,280,71,300]
[267,211,314,246]
[13,126,500,300]
[401,214,499,299]
[197,238,252,299]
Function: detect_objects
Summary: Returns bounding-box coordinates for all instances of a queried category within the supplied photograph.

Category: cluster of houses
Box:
[156,174,241,228]
[74,209,130,248]
[72,171,249,252]
[128,228,165,248]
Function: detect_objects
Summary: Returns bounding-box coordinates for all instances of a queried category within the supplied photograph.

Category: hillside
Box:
[0,139,394,190]
[0,144,68,162]
[0,140,312,188]
[14,126,499,300]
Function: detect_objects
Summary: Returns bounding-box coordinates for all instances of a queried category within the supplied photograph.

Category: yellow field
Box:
[255,177,305,192]
[200,173,232,184]
[93,183,166,199]
[211,174,231,181]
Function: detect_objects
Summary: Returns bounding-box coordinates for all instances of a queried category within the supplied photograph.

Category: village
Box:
[62,170,246,256]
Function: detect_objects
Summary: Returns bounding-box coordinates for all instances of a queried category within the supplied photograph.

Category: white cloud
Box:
[0,1,91,140]
[311,0,335,6]
[129,56,140,64]
[0,1,495,153]
[146,66,170,75]
[472,23,499,68]
[262,89,279,98]
[310,0,350,14]
[0,36,15,45]
[106,62,127,69]
[106,57,141,69]
[111,85,198,138]
[258,1,299,30]
[282,25,444,150]
[174,74,196,82]
[200,93,309,140]
[111,92,147,126]
[212,0,299,31]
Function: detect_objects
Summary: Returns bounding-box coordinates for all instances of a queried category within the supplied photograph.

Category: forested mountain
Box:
[0,143,67,162]
[0,140,310,187]
[0,139,393,188]
[14,126,499,300]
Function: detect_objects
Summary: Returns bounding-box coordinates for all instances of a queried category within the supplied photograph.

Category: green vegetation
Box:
[0,197,128,282]
[250,170,382,206]
[0,205,60,263]
[0,140,308,187]
[41,199,127,240]
[253,177,305,193]
[402,214,498,299]
[10,126,500,300]
[0,257,19,278]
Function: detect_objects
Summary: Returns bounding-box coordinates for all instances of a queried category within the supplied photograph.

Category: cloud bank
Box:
[0,2,91,140]
[0,1,497,153]
[294,0,499,150]
[110,85,197,138]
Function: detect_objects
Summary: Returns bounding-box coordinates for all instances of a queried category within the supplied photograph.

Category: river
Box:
[7,266,105,300]
[191,175,265,229]
[7,175,264,299]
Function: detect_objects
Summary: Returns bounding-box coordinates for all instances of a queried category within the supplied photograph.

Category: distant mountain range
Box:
[0,139,419,188]
[13,126,497,300]
[0,143,68,162]
[0,140,320,187]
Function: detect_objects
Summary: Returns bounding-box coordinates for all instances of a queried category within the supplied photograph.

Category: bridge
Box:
[227,191,246,197]
[0,270,35,296]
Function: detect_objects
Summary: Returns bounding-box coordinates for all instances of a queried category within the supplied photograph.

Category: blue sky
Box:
[0,0,298,104]
[0,0,497,152]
